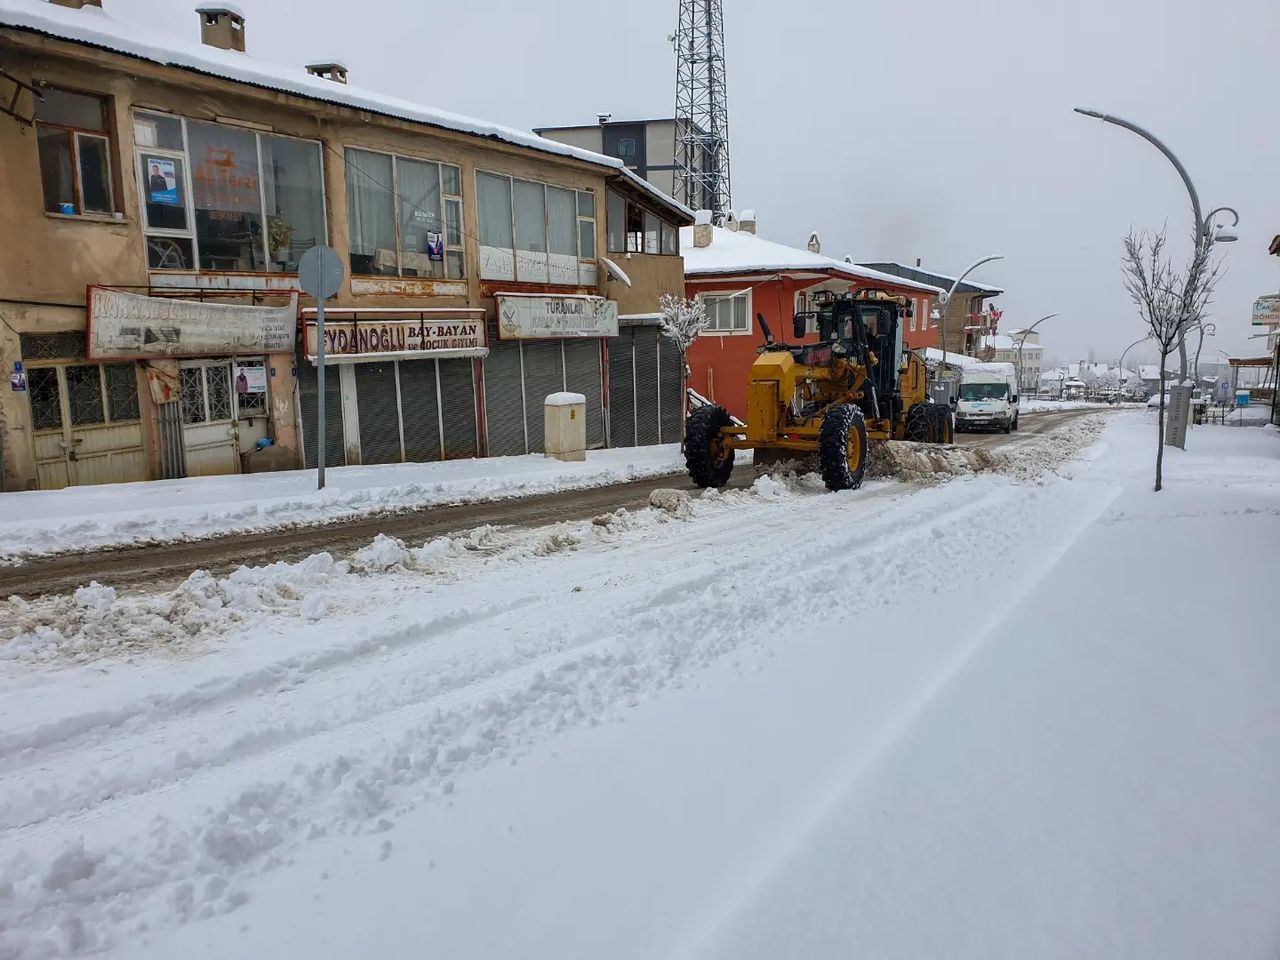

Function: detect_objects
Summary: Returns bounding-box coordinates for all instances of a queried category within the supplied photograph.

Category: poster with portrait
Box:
[145,157,180,206]
[234,364,268,395]
[426,231,444,262]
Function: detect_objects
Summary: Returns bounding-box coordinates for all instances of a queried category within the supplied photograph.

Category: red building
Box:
[682,216,943,421]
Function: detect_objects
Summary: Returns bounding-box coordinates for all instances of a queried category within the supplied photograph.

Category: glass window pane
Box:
[133,112,184,150]
[28,367,62,430]
[36,88,105,131]
[513,180,546,253]
[77,134,113,213]
[446,250,464,280]
[577,191,595,217]
[147,236,193,269]
[179,367,206,424]
[442,163,461,197]
[188,121,264,272]
[644,211,660,255]
[140,153,188,230]
[661,221,678,256]
[345,148,396,276]
[476,172,513,249]
[66,365,105,426]
[547,186,576,257]
[398,157,443,278]
[444,198,463,247]
[104,363,140,421]
[626,202,644,253]
[734,297,747,330]
[260,134,325,272]
[607,191,625,253]
[578,220,595,260]
[37,128,75,214]
[206,365,232,421]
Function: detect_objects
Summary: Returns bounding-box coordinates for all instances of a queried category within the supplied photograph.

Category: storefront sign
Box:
[496,294,618,339]
[1252,296,1280,326]
[302,313,487,362]
[88,287,296,361]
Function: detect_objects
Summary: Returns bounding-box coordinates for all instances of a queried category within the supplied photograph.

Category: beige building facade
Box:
[0,2,691,490]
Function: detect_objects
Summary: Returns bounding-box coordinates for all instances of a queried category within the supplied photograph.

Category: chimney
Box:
[196,6,246,52]
[306,61,349,84]
[737,209,757,235]
[692,209,713,248]
[724,211,738,232]
[50,0,102,7]
[807,231,821,255]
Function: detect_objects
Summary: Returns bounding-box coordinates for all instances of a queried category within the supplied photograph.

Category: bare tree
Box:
[658,293,709,449]
[1121,228,1221,491]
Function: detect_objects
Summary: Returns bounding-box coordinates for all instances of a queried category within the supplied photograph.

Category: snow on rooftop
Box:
[857,261,1004,294]
[923,347,982,368]
[0,0,691,220]
[680,226,943,294]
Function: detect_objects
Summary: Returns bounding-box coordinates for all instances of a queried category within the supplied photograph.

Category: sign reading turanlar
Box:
[87,287,296,360]
[496,294,619,340]
[302,312,488,362]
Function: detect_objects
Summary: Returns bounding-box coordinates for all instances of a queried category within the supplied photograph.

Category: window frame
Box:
[701,290,752,337]
[132,109,328,273]
[475,168,597,285]
[607,190,679,257]
[35,88,119,218]
[25,361,140,433]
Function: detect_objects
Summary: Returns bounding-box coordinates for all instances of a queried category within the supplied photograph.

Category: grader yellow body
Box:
[685,290,954,491]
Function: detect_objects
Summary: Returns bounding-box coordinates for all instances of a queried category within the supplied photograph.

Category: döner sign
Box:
[303,317,487,362]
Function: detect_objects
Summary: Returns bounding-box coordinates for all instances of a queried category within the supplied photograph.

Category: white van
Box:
[956,362,1019,433]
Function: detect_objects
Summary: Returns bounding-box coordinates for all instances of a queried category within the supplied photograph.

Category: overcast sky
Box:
[117,0,1279,365]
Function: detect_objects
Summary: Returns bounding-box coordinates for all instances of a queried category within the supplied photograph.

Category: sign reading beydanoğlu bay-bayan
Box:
[496,294,619,339]
[87,287,296,360]
[303,315,487,362]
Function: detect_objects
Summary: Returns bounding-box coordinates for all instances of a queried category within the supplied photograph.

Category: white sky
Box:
[114,0,1280,365]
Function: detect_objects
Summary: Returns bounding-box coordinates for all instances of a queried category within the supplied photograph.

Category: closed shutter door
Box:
[658,333,683,444]
[354,361,402,464]
[607,330,635,447]
[484,339,526,457]
[563,339,603,449]
[438,358,478,460]
[634,326,660,446]
[397,359,441,463]
[521,340,563,454]
[296,351,345,468]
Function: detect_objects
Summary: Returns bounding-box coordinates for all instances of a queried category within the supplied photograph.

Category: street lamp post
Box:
[1117,334,1151,399]
[1073,107,1238,381]
[1014,312,1058,396]
[936,254,1004,399]
[1193,321,1216,385]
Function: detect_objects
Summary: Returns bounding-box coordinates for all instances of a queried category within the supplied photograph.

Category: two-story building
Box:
[980,330,1043,392]
[0,0,692,490]
[857,262,1003,357]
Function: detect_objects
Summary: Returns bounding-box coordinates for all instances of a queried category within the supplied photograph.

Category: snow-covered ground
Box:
[2,413,1279,959]
[0,446,684,563]
[1023,398,1132,412]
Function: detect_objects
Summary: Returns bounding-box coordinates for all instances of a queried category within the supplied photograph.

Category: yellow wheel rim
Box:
[846,427,863,472]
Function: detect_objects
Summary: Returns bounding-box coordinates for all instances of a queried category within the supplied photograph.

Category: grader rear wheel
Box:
[904,403,930,442]
[818,403,868,491]
[685,404,736,488]
[927,404,955,444]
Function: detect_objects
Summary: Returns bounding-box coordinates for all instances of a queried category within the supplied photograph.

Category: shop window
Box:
[133,110,325,273]
[478,171,595,284]
[104,364,141,421]
[28,367,62,430]
[346,148,463,279]
[703,292,750,334]
[35,87,116,216]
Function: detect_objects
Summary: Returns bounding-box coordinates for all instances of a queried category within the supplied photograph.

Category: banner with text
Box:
[88,287,296,360]
[1252,296,1280,327]
[303,314,487,362]
[496,294,619,340]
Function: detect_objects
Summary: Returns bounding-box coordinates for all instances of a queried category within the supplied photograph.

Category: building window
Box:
[345,148,464,279]
[606,190,625,254]
[703,291,750,334]
[36,88,116,216]
[133,110,325,273]
[606,190,679,256]
[477,171,596,285]
[27,362,139,431]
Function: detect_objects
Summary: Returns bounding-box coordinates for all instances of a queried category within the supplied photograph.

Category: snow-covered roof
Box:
[680,227,943,294]
[0,0,692,221]
[923,347,982,368]
[856,261,1004,295]
[978,333,1039,352]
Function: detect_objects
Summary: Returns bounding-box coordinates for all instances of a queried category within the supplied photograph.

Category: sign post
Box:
[298,246,345,490]
[1165,382,1193,449]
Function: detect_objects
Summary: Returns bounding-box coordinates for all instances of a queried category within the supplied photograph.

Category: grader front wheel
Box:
[818,403,868,491]
[685,404,736,488]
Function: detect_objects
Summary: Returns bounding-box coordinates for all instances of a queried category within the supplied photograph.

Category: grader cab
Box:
[685,289,954,491]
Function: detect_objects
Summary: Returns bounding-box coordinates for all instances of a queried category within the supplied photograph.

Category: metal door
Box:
[27,363,146,489]
[179,360,239,476]
[231,359,270,455]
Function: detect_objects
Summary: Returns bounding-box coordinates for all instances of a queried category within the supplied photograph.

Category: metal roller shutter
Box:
[521,340,563,453]
[658,333,683,444]
[354,362,402,464]
[397,358,442,463]
[438,359,478,460]
[607,330,635,448]
[296,352,345,468]
[633,327,661,446]
[563,339,604,449]
[484,340,526,457]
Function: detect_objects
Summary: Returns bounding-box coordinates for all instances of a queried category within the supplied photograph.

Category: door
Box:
[27,363,146,489]
[179,360,239,476]
[231,359,270,455]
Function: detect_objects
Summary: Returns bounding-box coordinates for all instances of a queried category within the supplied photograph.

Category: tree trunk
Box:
[1154,360,1167,492]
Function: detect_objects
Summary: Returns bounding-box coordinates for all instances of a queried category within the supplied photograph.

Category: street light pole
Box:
[1118,334,1151,398]
[936,254,1004,397]
[1193,321,1216,385]
[1015,312,1058,396]
[1073,107,1239,381]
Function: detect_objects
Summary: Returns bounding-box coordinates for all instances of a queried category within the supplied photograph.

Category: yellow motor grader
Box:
[685,289,954,491]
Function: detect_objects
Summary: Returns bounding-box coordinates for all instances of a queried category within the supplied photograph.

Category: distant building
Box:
[857,263,1003,357]
[981,329,1042,391]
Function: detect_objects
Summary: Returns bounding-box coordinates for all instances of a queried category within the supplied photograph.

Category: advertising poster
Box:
[145,157,180,206]
[234,365,268,395]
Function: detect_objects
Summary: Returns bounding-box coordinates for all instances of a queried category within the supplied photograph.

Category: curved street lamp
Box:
[1014,312,1058,395]
[936,254,1004,387]
[1073,107,1239,379]
[1193,321,1217,384]
[1118,334,1152,396]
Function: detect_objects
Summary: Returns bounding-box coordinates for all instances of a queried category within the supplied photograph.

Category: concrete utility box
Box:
[544,392,587,461]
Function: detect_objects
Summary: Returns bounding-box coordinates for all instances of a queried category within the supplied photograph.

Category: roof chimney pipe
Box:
[306,61,348,84]
[692,209,713,248]
[737,209,757,236]
[807,231,821,255]
[50,0,102,8]
[196,5,246,52]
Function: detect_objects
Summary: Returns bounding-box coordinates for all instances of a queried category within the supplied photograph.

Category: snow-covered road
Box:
[3,412,1279,959]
